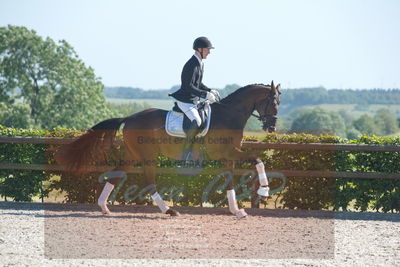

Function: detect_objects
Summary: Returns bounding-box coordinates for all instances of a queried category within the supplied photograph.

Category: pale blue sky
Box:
[1,0,399,89]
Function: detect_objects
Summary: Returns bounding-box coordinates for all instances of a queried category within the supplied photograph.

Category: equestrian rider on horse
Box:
[169,37,220,162]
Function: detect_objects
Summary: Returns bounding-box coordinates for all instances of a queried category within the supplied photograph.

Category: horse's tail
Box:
[55,117,126,174]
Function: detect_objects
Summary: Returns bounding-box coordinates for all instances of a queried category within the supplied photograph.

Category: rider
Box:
[169,36,220,162]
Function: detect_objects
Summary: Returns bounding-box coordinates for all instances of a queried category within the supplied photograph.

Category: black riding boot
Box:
[182,120,200,163]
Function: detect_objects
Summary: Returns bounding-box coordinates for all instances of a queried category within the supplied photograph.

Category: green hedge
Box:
[335,135,400,212]
[0,126,82,201]
[260,133,400,212]
[0,125,399,212]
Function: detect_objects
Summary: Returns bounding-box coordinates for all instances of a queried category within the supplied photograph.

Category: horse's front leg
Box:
[223,160,247,219]
[255,159,270,199]
[226,188,248,219]
[226,148,270,200]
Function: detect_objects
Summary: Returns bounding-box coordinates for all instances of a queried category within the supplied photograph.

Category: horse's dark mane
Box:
[220,83,270,105]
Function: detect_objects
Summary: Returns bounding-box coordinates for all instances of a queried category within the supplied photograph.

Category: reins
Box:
[213,101,263,120]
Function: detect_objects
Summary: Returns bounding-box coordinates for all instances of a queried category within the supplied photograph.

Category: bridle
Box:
[214,87,280,130]
[252,89,279,131]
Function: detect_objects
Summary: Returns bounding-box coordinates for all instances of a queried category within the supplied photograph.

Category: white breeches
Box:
[176,101,202,127]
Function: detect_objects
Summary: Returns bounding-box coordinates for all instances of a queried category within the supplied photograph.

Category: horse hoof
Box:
[235,209,247,219]
[99,203,111,215]
[166,209,180,216]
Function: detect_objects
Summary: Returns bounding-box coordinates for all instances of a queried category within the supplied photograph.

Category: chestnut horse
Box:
[55,82,281,218]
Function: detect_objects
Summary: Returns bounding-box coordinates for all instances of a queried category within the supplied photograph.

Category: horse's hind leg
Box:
[98,181,114,215]
[151,191,180,216]
[96,148,135,215]
[97,169,128,215]
[143,164,180,216]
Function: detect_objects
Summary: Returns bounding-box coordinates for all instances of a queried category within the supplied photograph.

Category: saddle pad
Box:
[165,105,211,138]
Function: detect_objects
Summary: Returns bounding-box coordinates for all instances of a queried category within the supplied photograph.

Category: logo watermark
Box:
[98,169,286,204]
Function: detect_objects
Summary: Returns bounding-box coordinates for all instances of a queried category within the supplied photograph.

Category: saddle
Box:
[165,102,212,138]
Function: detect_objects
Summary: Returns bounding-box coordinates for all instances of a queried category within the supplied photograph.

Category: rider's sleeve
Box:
[181,62,209,98]
[200,82,211,92]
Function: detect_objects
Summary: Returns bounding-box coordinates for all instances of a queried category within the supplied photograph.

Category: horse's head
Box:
[254,81,281,133]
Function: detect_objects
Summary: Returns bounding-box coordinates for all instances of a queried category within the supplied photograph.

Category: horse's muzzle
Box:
[266,126,276,133]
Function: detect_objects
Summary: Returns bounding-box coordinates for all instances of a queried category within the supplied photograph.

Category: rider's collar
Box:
[194,53,202,64]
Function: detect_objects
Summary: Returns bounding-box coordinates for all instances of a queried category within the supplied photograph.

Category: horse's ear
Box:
[270,80,276,93]
[276,83,281,94]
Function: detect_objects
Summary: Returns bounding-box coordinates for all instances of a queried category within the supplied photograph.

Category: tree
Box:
[219,84,241,98]
[352,114,377,135]
[374,109,399,136]
[0,25,112,129]
[338,109,355,126]
[108,102,151,117]
[0,102,34,129]
[346,127,361,139]
[244,116,262,131]
[291,108,346,137]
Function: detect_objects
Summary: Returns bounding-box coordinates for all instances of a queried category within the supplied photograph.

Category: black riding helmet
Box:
[193,37,215,50]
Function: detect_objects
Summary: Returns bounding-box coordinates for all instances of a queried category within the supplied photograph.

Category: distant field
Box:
[107,98,174,110]
[302,104,400,117]
[107,99,400,121]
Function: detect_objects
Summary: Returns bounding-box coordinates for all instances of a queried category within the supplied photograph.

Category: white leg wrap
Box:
[227,189,247,219]
[255,162,268,186]
[256,162,270,197]
[98,182,114,214]
[227,189,240,214]
[151,192,169,213]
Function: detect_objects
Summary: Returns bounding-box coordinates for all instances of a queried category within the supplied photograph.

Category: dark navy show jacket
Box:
[170,55,211,103]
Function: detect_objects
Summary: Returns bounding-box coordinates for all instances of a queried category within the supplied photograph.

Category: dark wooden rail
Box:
[0,136,399,179]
